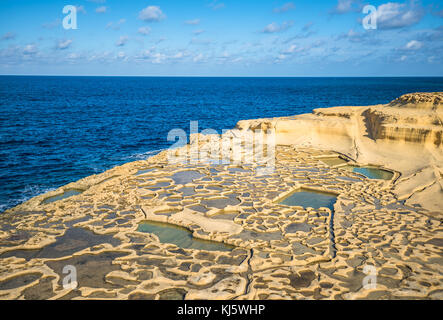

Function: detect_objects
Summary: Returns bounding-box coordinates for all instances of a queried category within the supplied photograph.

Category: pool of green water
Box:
[171,170,205,184]
[278,189,337,210]
[342,166,393,180]
[41,189,83,204]
[278,189,337,257]
[320,157,349,167]
[137,221,234,251]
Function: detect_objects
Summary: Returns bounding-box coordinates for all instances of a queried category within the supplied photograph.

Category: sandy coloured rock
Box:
[0,93,441,300]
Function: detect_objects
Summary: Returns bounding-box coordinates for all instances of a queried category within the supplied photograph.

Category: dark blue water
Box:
[1,76,442,212]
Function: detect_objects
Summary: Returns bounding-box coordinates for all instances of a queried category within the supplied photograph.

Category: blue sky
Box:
[0,0,442,76]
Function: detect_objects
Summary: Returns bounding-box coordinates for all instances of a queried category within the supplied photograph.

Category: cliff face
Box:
[236,92,443,214]
[363,92,443,147]
[362,107,442,147]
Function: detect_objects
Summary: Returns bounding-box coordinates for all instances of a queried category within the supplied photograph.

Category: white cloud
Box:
[116,36,128,47]
[139,6,165,22]
[151,52,167,64]
[274,2,295,13]
[282,44,299,54]
[117,51,127,60]
[335,0,353,13]
[330,0,361,14]
[209,1,225,10]
[193,53,205,62]
[95,6,107,13]
[56,39,73,50]
[405,40,422,49]
[336,28,380,45]
[137,49,167,64]
[172,51,189,60]
[23,44,37,55]
[138,27,151,36]
[345,28,362,41]
[376,2,424,30]
[263,23,278,33]
[281,43,310,56]
[66,53,82,61]
[416,26,443,42]
[185,19,200,25]
[87,51,112,62]
[193,29,205,35]
[262,21,293,33]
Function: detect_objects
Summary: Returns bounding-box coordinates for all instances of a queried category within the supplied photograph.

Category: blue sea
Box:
[1,76,443,212]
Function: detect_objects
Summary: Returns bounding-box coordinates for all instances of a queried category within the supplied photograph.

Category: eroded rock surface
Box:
[0,93,442,300]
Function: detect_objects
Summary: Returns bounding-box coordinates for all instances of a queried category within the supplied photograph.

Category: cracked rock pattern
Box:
[0,143,441,300]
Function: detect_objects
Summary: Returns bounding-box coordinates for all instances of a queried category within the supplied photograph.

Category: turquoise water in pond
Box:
[41,189,83,204]
[279,189,337,210]
[278,189,337,257]
[137,221,234,251]
[344,166,394,180]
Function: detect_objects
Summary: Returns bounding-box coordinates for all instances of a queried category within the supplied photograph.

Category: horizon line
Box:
[1,74,443,78]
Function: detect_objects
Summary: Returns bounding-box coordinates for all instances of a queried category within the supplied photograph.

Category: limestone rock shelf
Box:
[236,92,443,214]
[0,93,442,300]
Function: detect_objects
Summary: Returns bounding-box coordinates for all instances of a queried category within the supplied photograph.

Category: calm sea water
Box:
[1,76,442,212]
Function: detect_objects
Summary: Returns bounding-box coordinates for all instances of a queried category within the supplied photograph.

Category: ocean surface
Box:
[1,76,443,212]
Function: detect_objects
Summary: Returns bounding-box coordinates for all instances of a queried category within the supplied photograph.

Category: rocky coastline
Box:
[0,92,441,300]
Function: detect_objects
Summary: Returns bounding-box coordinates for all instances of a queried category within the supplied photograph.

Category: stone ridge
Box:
[388,92,443,109]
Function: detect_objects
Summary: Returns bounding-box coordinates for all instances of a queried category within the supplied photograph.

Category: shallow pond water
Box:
[46,251,129,289]
[0,272,42,290]
[320,157,349,167]
[135,168,156,176]
[200,194,241,209]
[137,220,234,251]
[342,166,393,180]
[41,189,83,204]
[321,157,393,180]
[0,228,120,260]
[278,189,337,210]
[278,189,337,257]
[171,170,205,185]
